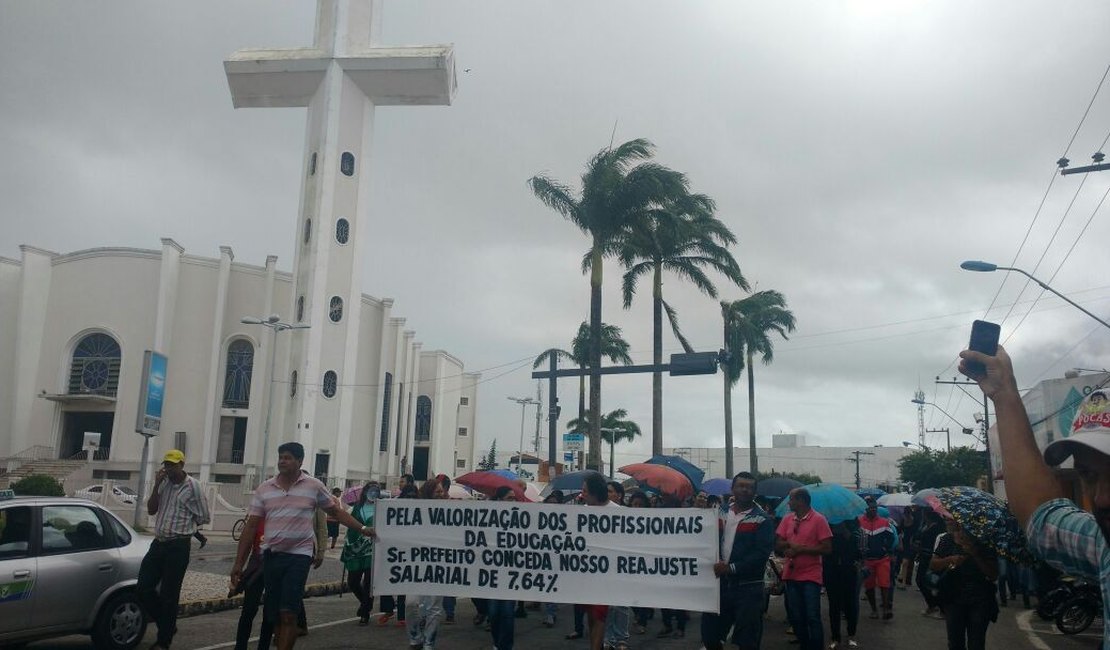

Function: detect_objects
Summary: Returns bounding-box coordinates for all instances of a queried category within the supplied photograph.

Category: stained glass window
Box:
[222,340,254,408]
[329,296,343,323]
[379,373,393,451]
[335,218,350,244]
[340,152,355,176]
[323,371,337,398]
[68,333,121,396]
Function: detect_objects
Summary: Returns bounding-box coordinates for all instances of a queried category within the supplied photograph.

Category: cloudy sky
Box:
[4,1,1110,473]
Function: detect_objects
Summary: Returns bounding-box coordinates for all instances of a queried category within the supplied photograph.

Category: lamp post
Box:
[241,315,310,486]
[960,261,1110,330]
[508,396,539,474]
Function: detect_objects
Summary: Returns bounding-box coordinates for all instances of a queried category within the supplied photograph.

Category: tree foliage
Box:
[11,474,65,496]
[478,440,498,471]
[754,470,822,485]
[898,446,987,490]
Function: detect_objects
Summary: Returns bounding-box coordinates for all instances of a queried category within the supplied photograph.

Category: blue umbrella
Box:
[701,478,732,497]
[548,469,605,492]
[489,468,519,481]
[774,483,868,524]
[856,487,887,499]
[645,455,704,491]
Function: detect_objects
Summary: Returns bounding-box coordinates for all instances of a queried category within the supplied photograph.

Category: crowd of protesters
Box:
[185,340,1110,650]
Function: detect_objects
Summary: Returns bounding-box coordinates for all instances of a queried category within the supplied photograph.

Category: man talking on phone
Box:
[138,449,211,650]
[959,344,1110,648]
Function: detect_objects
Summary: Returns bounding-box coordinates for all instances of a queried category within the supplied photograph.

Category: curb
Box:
[178,581,348,618]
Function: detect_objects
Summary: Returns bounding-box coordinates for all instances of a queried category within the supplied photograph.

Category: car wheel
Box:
[91,591,147,650]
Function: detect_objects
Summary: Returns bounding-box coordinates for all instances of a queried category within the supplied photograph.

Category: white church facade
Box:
[0,240,479,487]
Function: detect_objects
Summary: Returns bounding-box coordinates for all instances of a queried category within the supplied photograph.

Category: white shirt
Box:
[721,507,753,561]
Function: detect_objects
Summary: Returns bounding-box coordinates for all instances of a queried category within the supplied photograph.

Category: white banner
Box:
[371,500,719,612]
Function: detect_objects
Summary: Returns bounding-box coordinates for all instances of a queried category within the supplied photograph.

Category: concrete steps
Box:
[0,458,85,488]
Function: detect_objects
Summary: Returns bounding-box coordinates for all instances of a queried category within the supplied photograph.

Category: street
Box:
[26,584,1103,650]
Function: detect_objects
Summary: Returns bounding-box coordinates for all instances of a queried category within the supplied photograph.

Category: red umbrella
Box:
[454,471,527,501]
[618,463,695,501]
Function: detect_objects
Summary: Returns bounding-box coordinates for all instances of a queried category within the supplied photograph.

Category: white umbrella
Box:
[877,492,913,507]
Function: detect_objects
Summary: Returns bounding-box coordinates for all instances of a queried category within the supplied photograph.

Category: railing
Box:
[66,448,112,461]
[7,445,55,461]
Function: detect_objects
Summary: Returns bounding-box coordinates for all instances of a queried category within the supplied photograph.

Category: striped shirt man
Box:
[153,475,210,540]
[1026,498,1110,647]
[248,472,334,557]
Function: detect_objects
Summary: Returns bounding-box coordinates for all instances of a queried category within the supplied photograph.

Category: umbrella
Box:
[774,483,868,524]
[857,487,886,499]
[523,482,543,502]
[877,493,913,507]
[912,487,960,519]
[936,486,1035,564]
[756,476,803,499]
[342,485,364,505]
[883,505,906,522]
[489,468,519,481]
[447,484,474,500]
[548,469,606,492]
[701,478,732,497]
[454,471,527,501]
[645,455,704,491]
[618,463,695,501]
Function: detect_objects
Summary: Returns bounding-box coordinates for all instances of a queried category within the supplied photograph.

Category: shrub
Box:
[11,474,66,497]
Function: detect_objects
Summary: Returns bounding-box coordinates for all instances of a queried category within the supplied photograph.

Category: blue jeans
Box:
[406,596,443,649]
[785,580,823,650]
[443,596,456,618]
[487,599,515,650]
[604,605,630,644]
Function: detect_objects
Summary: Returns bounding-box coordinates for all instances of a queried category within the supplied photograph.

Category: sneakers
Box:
[829,643,839,649]
[376,612,394,626]
[847,640,859,648]
[542,614,555,627]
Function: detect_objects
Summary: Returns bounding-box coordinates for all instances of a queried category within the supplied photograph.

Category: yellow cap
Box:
[162,449,186,464]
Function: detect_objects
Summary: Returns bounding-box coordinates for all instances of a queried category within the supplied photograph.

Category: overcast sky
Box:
[4,1,1110,473]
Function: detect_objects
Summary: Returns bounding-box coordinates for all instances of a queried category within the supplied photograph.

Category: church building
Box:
[0,240,479,487]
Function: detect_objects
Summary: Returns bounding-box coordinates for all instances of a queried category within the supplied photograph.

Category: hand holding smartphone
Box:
[964,320,1001,379]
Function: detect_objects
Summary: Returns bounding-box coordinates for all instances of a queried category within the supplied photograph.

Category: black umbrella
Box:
[756,476,803,499]
[548,469,606,492]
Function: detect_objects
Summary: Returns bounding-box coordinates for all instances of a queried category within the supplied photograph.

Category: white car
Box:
[75,485,139,505]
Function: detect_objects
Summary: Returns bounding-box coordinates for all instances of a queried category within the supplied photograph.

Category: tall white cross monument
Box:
[224,0,455,481]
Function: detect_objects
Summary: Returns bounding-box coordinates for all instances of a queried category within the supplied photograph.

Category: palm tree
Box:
[529,138,688,471]
[618,195,748,455]
[567,408,642,478]
[721,290,796,476]
[533,321,634,425]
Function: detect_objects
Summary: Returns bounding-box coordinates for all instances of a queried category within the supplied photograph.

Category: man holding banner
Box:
[701,471,775,650]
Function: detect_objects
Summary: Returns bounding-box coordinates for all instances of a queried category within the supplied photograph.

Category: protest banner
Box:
[371,500,720,612]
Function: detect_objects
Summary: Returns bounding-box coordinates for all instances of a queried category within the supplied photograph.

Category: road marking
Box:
[189,616,358,650]
[1016,610,1053,650]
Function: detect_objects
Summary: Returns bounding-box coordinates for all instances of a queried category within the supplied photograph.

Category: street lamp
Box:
[241,315,310,486]
[960,261,1110,330]
[903,441,929,450]
[507,396,539,474]
[911,398,970,430]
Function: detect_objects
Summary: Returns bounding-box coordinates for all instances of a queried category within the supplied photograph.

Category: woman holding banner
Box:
[342,481,378,625]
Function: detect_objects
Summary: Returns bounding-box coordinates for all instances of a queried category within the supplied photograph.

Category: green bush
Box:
[11,474,66,497]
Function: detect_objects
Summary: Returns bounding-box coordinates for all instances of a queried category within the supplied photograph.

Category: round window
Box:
[335,218,350,244]
[329,296,343,323]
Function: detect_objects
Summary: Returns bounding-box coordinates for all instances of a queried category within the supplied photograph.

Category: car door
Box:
[0,504,36,637]
[33,504,121,631]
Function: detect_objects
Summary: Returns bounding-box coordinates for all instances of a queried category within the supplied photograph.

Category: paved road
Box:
[27,586,1102,649]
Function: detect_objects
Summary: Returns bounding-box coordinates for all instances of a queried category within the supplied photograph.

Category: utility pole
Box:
[914,389,926,448]
[935,377,993,493]
[1058,152,1109,176]
[846,450,874,491]
[533,380,544,453]
[927,427,951,452]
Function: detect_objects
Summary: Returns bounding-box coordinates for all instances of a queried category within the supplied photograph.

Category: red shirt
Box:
[776,509,833,585]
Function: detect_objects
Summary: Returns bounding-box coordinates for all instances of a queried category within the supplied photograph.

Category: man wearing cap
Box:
[960,345,1110,648]
[138,449,211,650]
[231,442,372,650]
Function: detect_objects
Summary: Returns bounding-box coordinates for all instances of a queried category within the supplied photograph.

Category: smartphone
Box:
[965,320,1001,378]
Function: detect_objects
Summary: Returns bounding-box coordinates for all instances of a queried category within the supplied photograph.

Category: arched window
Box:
[322,370,337,398]
[340,152,355,176]
[335,218,350,244]
[222,340,254,408]
[290,370,298,398]
[68,333,121,396]
[415,395,432,442]
[379,373,393,451]
[303,218,312,245]
[329,296,343,323]
[309,152,317,176]
[296,296,305,322]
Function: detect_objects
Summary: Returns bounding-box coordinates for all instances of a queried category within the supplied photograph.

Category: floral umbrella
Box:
[936,486,1035,564]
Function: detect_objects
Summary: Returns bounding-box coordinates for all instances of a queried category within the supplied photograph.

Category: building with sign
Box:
[0,241,479,487]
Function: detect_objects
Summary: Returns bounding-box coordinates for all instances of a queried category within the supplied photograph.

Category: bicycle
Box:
[231,516,246,541]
